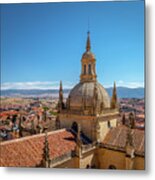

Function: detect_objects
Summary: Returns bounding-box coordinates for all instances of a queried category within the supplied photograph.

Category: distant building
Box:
[0,32,144,169]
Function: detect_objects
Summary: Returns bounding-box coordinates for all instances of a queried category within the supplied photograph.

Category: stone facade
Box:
[53,144,144,170]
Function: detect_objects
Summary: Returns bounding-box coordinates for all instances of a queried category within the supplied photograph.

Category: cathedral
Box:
[57,31,119,144]
[0,32,144,170]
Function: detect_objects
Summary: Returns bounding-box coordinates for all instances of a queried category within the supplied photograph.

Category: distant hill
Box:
[106,87,144,98]
[1,87,144,98]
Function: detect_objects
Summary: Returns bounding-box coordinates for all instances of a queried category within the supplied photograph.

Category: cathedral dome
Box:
[68,81,110,111]
[58,31,115,115]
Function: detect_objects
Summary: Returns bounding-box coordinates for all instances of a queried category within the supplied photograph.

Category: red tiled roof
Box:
[0,110,18,117]
[102,125,144,156]
[0,115,8,121]
[0,129,76,167]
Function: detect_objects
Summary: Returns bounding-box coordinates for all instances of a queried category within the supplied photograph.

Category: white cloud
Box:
[117,81,144,88]
[1,80,144,90]
[104,80,144,88]
[117,80,124,84]
[1,81,75,90]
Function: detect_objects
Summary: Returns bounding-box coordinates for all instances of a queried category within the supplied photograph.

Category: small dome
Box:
[68,81,110,111]
[82,51,95,59]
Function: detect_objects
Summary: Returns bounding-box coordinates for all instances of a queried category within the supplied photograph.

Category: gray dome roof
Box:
[68,81,110,111]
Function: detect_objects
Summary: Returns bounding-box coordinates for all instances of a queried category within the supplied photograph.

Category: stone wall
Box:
[134,156,145,170]
[98,148,126,169]
[55,157,78,168]
[53,147,144,170]
[99,118,117,141]
[97,148,145,170]
[59,113,94,140]
[59,112,118,141]
[79,149,97,168]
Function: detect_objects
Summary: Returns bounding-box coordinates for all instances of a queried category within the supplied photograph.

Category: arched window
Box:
[84,64,86,74]
[108,121,111,128]
[108,165,116,169]
[88,64,91,74]
[86,164,90,169]
[71,122,78,133]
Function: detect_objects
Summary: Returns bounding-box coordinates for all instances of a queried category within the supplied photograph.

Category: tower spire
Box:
[42,132,50,167]
[60,80,63,91]
[58,80,64,112]
[111,81,118,109]
[86,31,91,51]
[80,32,96,82]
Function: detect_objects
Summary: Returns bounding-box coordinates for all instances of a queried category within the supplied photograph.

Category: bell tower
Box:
[80,31,97,82]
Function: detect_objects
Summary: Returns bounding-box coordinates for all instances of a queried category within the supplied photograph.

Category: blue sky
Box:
[1,1,144,89]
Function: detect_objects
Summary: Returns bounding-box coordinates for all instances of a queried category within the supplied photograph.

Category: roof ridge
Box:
[0,128,67,145]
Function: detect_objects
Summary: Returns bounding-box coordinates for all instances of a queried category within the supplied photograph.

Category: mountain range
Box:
[1,87,144,98]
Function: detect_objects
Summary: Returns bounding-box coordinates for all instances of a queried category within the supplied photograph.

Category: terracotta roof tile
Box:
[0,110,18,117]
[102,125,144,156]
[0,129,76,167]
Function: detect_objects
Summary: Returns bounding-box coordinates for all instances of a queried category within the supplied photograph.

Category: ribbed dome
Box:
[68,81,110,111]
